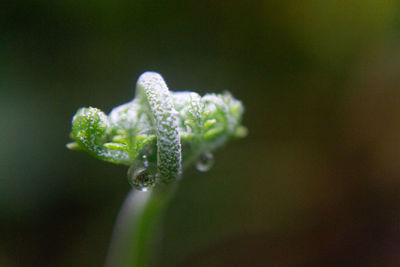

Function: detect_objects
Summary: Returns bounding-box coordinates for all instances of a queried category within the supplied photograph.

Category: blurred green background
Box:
[1,0,400,266]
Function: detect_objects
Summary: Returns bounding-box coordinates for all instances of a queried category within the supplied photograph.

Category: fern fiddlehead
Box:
[68,72,247,267]
[67,72,247,190]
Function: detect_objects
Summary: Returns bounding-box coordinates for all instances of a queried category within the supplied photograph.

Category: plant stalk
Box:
[105,184,175,267]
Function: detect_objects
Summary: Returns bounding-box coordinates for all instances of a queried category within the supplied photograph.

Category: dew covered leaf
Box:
[68,72,246,188]
[71,107,131,165]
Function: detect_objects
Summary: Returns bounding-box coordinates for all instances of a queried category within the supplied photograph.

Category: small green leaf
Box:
[66,142,81,150]
[104,142,128,151]
[204,127,224,139]
[204,119,216,130]
[112,135,128,143]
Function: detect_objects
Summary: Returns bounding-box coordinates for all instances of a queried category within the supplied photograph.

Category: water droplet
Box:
[127,161,157,191]
[141,155,149,167]
[196,152,214,172]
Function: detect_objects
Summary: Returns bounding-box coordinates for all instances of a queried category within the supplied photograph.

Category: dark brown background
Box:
[1,0,400,266]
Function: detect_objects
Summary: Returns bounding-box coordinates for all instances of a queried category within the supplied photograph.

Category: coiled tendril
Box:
[67,72,247,190]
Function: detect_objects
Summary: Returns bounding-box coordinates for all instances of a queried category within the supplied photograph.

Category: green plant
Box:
[67,72,246,266]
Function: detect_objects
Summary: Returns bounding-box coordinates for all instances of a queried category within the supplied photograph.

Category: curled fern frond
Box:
[67,72,247,190]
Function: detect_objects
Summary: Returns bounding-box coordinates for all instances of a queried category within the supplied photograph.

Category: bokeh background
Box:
[1,0,400,266]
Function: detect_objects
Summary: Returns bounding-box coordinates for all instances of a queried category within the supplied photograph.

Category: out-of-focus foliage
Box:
[1,0,400,266]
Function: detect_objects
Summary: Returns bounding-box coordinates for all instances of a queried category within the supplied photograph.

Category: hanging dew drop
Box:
[196,152,214,172]
[127,161,157,191]
[141,155,149,168]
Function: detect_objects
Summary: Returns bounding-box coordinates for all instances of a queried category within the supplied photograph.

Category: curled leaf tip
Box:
[68,72,246,189]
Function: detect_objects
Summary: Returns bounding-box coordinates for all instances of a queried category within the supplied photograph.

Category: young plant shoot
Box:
[68,72,246,190]
[67,72,246,266]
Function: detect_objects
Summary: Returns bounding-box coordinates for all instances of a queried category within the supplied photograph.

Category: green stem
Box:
[105,185,176,267]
